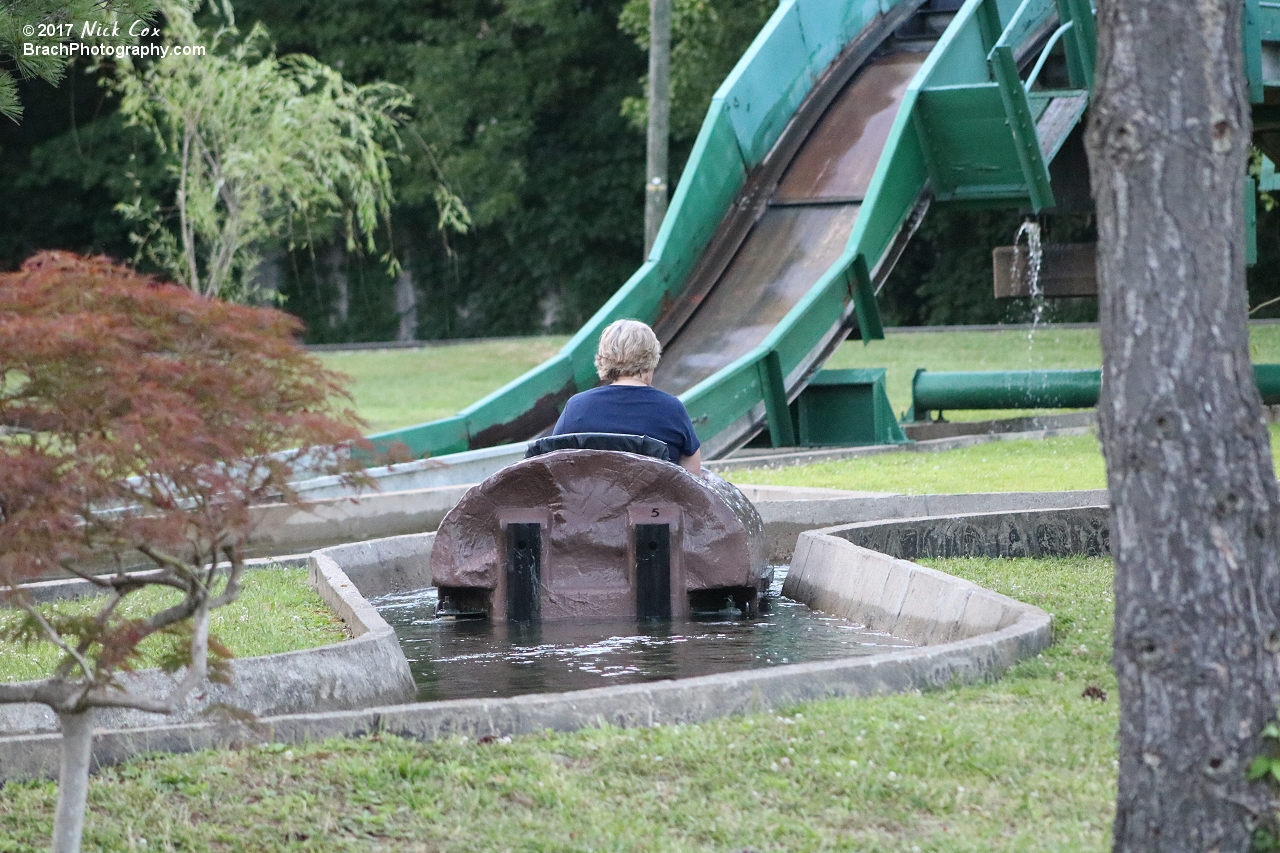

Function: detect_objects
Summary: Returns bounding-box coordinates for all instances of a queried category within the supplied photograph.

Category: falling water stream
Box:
[371,565,912,702]
[1014,219,1045,352]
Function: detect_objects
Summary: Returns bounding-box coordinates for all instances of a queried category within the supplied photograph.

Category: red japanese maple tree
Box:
[0,252,368,852]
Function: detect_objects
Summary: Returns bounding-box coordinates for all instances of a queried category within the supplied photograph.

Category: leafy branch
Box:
[113,0,424,303]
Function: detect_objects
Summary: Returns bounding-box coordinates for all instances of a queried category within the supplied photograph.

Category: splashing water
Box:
[371,565,911,702]
[1013,219,1044,351]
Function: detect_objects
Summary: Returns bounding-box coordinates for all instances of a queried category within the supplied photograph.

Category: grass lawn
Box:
[0,556,1118,852]
[725,424,1280,494]
[0,569,347,684]
[313,325,1280,434]
[317,337,568,433]
[727,433,1109,494]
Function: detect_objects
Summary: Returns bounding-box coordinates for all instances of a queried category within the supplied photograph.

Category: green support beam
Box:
[1057,0,1096,91]
[1246,0,1265,103]
[974,0,1003,52]
[989,44,1056,211]
[851,254,884,342]
[759,350,797,447]
[794,369,908,446]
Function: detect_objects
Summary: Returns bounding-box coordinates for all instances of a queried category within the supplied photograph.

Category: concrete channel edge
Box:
[0,550,416,765]
[0,499,1091,783]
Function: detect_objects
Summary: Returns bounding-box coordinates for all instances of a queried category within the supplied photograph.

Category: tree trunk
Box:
[52,709,95,853]
[644,0,671,257]
[1086,1,1280,849]
[394,254,418,342]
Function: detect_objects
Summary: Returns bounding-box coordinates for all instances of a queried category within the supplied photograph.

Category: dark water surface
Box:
[370,566,913,702]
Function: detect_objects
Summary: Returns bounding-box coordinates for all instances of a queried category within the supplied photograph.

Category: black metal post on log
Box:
[505,523,542,623]
[635,524,672,620]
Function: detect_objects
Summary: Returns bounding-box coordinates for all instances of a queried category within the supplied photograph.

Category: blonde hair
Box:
[594,319,661,382]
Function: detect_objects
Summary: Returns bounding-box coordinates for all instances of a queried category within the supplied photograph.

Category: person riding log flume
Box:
[552,319,703,476]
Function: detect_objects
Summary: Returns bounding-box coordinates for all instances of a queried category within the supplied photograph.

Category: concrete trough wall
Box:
[241,479,1109,567]
[830,506,1111,561]
[783,533,1038,646]
[754,489,1109,563]
[311,533,435,598]
[245,486,464,559]
[0,554,416,752]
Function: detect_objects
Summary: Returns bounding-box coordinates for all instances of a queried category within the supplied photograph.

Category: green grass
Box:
[727,424,1280,494]
[0,568,347,683]
[728,432,1109,494]
[0,556,1117,852]
[317,337,568,433]
[314,326,1280,433]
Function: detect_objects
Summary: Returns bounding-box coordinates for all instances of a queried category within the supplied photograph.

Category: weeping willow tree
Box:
[114,0,468,303]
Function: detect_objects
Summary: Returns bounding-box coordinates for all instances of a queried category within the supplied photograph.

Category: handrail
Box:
[992,0,1058,55]
[1022,20,1074,92]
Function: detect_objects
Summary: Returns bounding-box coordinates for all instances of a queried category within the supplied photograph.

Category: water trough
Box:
[0,492,1110,783]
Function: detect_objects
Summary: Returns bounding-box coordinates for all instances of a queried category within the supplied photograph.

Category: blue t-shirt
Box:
[553,384,701,463]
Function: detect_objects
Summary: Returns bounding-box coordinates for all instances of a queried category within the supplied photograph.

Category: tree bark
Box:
[644,0,671,257]
[52,709,94,853]
[1086,1,1280,848]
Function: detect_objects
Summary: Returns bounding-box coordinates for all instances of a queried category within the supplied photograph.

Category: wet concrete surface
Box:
[651,50,926,399]
[654,205,862,396]
[774,52,924,204]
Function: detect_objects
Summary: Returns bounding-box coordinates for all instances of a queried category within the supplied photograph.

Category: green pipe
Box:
[911,369,1101,417]
[911,365,1280,418]
[1256,364,1280,404]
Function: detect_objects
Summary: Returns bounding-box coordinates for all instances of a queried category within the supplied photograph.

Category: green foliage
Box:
[1247,718,1280,783]
[618,0,775,142]
[0,57,169,273]
[220,0,650,339]
[15,3,1276,342]
[0,0,157,122]
[1250,714,1280,851]
[113,0,426,302]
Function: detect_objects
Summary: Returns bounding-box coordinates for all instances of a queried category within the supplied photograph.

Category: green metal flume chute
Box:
[367,0,1100,463]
